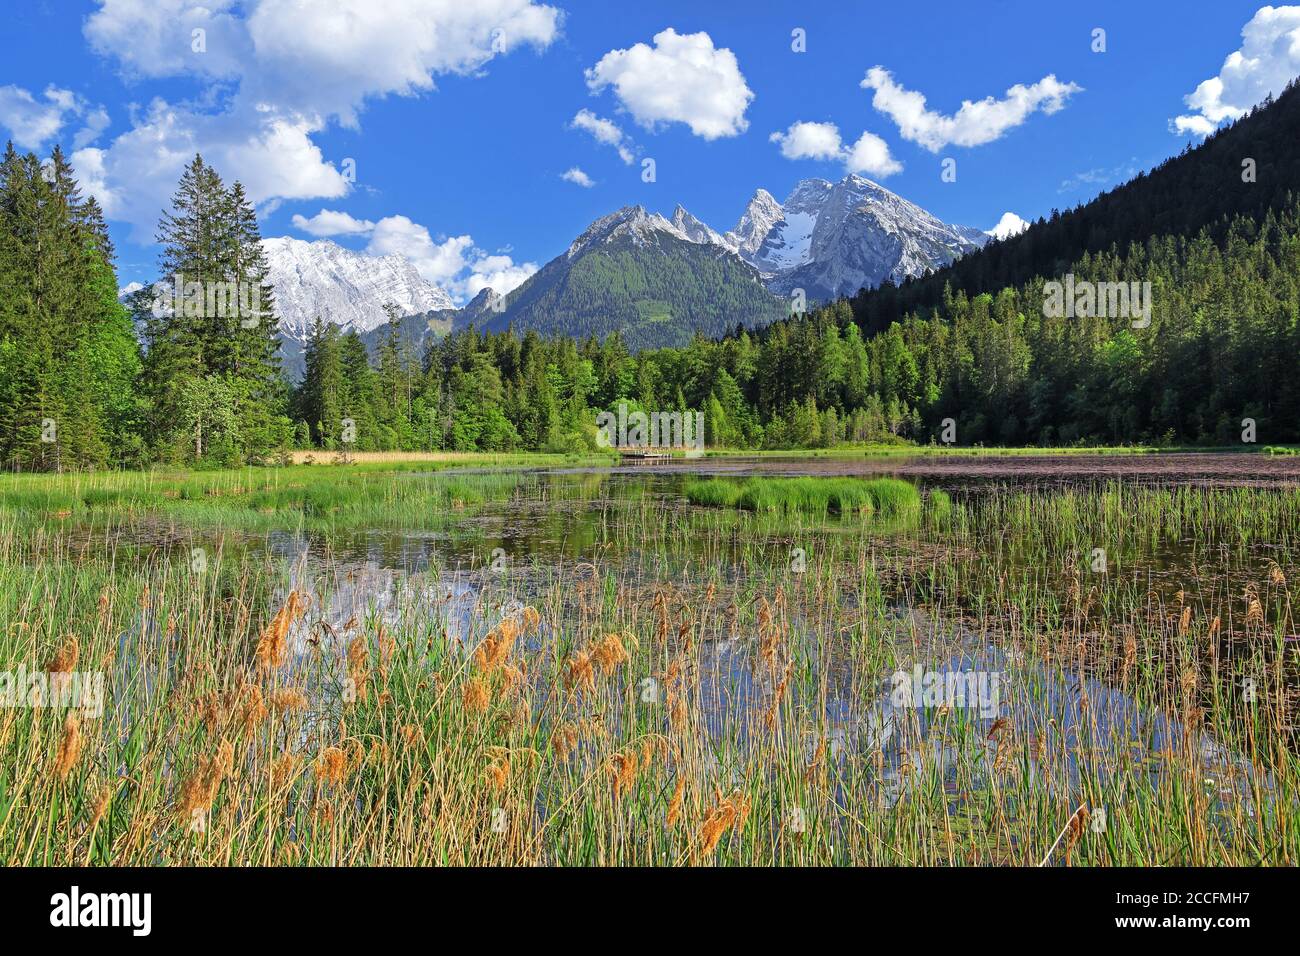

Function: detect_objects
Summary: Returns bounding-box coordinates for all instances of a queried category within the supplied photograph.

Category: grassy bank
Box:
[0,453,613,532]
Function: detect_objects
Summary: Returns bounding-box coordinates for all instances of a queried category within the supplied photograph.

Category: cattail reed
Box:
[52,712,82,781]
[462,676,490,714]
[179,739,235,825]
[609,748,638,801]
[46,635,78,673]
[314,747,348,786]
[255,590,308,670]
[696,789,751,860]
[665,777,685,827]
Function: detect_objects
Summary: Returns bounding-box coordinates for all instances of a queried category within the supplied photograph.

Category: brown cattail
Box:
[485,748,511,790]
[462,676,490,714]
[473,622,516,673]
[255,590,308,670]
[696,789,751,859]
[399,723,422,747]
[238,682,268,731]
[1244,585,1264,628]
[592,633,631,675]
[315,746,348,786]
[665,777,685,827]
[763,661,793,731]
[551,722,579,761]
[89,786,113,829]
[806,737,826,784]
[345,636,370,702]
[270,688,308,713]
[53,712,82,780]
[346,636,368,674]
[1064,806,1090,865]
[609,748,639,801]
[564,649,596,694]
[46,635,79,674]
[178,739,235,824]
[268,753,299,791]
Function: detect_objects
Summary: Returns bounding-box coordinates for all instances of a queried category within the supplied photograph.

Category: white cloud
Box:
[71,99,350,239]
[363,215,536,301]
[1173,114,1219,137]
[292,208,376,236]
[769,121,842,160]
[366,216,474,285]
[769,121,902,177]
[570,109,634,163]
[561,166,595,187]
[585,28,753,139]
[0,85,108,151]
[75,0,562,236]
[85,0,562,125]
[843,131,902,177]
[243,0,563,126]
[458,254,537,300]
[84,0,252,81]
[861,67,1081,152]
[1172,5,1300,136]
[986,211,1030,239]
[73,107,112,150]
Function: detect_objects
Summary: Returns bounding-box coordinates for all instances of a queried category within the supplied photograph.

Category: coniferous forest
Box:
[3,82,1300,469]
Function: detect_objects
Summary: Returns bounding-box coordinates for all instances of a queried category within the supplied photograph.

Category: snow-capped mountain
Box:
[701,175,991,301]
[742,178,833,277]
[563,203,742,258]
[485,204,784,351]
[262,236,455,344]
[724,188,784,258]
[670,204,731,248]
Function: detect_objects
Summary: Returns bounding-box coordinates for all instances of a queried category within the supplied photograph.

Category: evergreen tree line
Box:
[3,139,1300,471]
[0,144,141,468]
[849,78,1300,336]
[0,151,290,469]
[292,190,1300,453]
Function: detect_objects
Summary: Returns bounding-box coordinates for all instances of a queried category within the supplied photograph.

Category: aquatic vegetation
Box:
[0,460,1295,866]
[0,454,608,534]
[685,476,923,518]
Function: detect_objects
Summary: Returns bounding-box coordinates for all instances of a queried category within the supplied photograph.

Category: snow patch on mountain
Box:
[671,175,991,301]
[262,236,455,344]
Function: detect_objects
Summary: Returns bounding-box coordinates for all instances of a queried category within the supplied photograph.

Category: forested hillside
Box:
[483,220,786,351]
[3,75,1299,469]
[851,77,1300,334]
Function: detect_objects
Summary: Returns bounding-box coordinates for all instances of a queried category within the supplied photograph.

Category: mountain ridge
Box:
[246,175,1010,373]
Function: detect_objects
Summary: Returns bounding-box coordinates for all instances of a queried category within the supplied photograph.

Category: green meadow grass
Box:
[0,454,613,533]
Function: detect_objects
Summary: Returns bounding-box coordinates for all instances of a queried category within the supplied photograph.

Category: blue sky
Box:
[1,0,1294,300]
